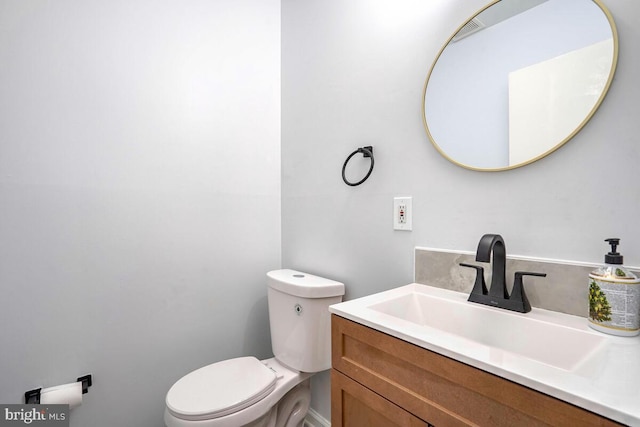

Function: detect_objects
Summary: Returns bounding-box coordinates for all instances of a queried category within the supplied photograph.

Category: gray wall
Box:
[0,0,280,426]
[282,0,640,420]
[2,0,639,425]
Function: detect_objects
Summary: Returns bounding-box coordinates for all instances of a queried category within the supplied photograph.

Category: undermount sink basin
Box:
[331,284,606,372]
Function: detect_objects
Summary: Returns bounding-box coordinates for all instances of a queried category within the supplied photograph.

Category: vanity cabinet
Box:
[331,315,622,427]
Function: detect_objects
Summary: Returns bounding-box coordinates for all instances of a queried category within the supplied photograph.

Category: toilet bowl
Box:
[164,357,311,427]
[164,270,344,427]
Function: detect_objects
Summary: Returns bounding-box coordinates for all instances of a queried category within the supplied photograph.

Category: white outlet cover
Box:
[393,197,412,231]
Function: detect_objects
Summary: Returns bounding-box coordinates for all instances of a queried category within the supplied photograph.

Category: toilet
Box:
[164,269,345,427]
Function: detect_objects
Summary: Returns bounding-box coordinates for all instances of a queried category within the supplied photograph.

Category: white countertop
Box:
[329,283,640,426]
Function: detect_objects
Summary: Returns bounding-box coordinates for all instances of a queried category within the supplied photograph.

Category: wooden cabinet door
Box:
[332,315,623,427]
[332,369,428,427]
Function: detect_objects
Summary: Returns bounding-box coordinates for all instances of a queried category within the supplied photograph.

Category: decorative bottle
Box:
[588,238,640,337]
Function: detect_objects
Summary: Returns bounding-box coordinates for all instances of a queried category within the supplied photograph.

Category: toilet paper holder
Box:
[24,374,92,404]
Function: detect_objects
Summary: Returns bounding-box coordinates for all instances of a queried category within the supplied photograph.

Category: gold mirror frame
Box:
[422,0,619,172]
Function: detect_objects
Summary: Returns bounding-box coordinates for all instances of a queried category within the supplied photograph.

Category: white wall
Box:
[0,0,280,425]
[282,0,640,420]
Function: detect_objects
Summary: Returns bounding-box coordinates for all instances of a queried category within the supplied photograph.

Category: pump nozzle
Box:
[604,238,623,264]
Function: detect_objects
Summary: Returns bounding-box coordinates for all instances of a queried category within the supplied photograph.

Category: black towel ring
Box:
[342,146,374,186]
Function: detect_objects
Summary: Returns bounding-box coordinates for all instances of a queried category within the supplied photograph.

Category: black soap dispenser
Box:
[588,238,639,337]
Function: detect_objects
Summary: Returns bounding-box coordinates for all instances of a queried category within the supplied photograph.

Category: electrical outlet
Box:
[393,197,412,231]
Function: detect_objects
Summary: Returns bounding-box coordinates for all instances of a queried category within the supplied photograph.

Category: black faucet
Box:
[460,234,546,313]
[477,234,508,300]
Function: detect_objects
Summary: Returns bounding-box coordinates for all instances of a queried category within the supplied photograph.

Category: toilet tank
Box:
[267,269,345,373]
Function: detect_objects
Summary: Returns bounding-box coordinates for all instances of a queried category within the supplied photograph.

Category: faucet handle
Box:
[511,271,547,313]
[460,263,488,296]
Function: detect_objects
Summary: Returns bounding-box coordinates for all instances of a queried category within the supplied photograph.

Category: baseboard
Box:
[303,408,330,427]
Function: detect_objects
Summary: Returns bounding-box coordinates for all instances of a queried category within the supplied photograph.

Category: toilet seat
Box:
[166,356,277,421]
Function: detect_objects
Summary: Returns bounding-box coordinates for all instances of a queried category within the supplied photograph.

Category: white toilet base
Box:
[272,381,310,427]
[164,358,312,427]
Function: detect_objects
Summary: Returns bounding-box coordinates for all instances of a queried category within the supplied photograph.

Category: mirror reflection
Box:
[423,0,618,171]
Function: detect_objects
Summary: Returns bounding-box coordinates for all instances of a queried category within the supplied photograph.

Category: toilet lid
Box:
[166,356,277,421]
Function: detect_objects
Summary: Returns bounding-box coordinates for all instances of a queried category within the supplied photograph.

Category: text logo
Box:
[0,405,69,427]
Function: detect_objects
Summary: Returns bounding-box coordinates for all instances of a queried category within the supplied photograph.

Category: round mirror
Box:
[423,0,618,171]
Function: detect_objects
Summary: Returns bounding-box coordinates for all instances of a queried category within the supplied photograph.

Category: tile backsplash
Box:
[414,248,608,317]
